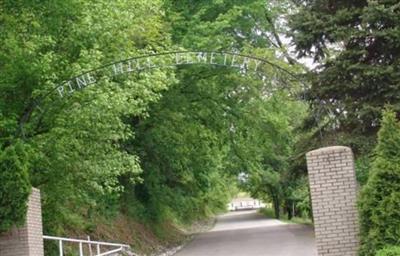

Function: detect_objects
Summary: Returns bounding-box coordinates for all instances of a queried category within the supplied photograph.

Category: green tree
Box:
[358,109,400,256]
[289,0,400,151]
[164,0,309,221]
[233,93,307,219]
[1,0,310,247]
[0,0,173,234]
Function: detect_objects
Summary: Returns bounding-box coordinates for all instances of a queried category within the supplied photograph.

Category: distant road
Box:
[174,210,317,256]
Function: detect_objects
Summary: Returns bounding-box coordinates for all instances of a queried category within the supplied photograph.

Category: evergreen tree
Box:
[289,0,400,148]
[358,109,400,256]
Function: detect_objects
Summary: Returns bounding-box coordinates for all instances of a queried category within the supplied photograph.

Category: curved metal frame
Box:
[18,50,307,137]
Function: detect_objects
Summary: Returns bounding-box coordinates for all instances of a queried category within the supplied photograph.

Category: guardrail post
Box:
[79,242,83,256]
[59,240,63,256]
[88,236,93,256]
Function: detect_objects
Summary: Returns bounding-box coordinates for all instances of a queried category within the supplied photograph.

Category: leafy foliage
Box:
[1,0,173,234]
[0,0,311,245]
[166,0,312,221]
[358,109,400,256]
[0,142,31,232]
[239,95,308,219]
[376,246,400,256]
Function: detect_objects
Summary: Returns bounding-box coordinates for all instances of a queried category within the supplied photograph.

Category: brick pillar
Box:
[306,146,359,256]
[0,188,44,256]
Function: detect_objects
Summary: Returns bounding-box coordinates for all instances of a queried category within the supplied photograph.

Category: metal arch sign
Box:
[17,50,305,138]
[54,51,293,98]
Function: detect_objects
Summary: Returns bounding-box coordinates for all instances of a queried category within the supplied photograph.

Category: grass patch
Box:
[259,207,313,225]
[259,207,275,218]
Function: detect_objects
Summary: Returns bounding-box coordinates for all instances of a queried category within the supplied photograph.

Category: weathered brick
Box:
[0,188,44,256]
[306,146,359,256]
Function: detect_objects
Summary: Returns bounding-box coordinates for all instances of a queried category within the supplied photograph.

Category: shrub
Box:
[358,109,400,256]
[376,246,400,256]
[0,142,31,232]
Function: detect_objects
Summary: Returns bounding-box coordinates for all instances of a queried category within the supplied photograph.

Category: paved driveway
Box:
[174,210,317,256]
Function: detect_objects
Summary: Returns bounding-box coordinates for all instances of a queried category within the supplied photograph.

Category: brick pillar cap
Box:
[306,146,352,157]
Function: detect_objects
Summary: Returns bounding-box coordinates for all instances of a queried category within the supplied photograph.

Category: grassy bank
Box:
[44,213,217,256]
[259,207,313,225]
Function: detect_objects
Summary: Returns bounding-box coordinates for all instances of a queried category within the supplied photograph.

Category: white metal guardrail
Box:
[227,199,266,211]
[43,235,134,256]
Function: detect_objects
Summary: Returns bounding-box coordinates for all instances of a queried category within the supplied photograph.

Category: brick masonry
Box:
[0,188,44,256]
[306,146,359,256]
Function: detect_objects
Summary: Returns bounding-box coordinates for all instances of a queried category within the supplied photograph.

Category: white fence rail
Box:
[228,199,266,211]
[43,235,133,256]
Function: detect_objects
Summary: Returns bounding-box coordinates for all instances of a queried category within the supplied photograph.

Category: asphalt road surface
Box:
[175,210,317,256]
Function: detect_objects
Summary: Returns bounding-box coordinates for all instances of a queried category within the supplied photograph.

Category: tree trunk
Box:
[286,201,293,220]
[273,196,280,219]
